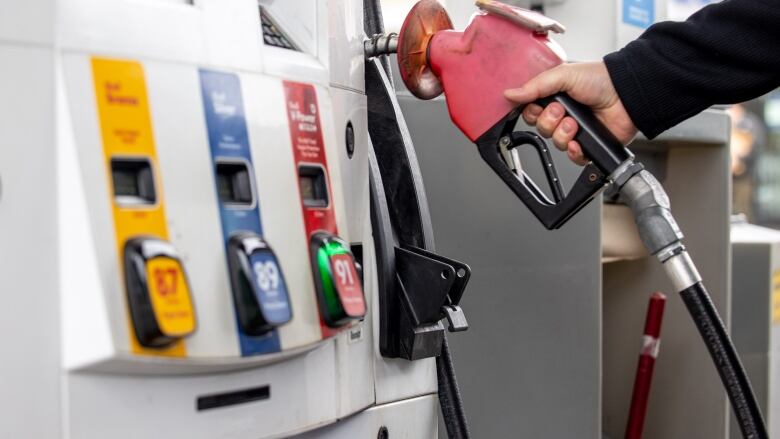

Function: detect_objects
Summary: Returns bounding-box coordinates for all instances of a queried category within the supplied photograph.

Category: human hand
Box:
[504,61,637,165]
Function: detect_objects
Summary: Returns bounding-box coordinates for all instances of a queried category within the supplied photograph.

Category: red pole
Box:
[625,292,667,439]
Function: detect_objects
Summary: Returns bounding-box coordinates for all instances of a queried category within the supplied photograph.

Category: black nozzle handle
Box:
[537,93,632,176]
[475,129,607,230]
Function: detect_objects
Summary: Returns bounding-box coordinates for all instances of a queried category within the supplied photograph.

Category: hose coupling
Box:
[617,168,684,255]
[364,33,399,58]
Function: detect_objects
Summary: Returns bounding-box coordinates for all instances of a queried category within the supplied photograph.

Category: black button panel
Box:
[227,232,293,336]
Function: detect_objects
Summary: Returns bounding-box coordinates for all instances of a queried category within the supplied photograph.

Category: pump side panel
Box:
[0,44,61,438]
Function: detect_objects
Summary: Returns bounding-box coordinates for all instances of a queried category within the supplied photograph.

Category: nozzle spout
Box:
[364,33,399,58]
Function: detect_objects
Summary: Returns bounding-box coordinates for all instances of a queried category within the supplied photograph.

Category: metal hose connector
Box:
[364,33,399,58]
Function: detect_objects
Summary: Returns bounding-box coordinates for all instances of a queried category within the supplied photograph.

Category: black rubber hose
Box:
[679,282,768,439]
[437,335,471,439]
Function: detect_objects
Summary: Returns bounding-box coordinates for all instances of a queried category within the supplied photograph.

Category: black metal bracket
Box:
[394,246,471,360]
[367,58,472,361]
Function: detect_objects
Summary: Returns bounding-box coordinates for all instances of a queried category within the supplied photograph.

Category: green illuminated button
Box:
[311,232,366,327]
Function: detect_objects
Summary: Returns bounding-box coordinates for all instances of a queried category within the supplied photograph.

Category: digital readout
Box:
[216,162,253,205]
[111,158,155,204]
[299,166,328,208]
[113,167,140,197]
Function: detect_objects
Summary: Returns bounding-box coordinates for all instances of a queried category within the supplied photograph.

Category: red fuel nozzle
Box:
[394,1,631,231]
[396,0,453,100]
[396,0,567,141]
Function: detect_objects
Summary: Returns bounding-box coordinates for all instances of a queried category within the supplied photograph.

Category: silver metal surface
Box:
[364,33,398,58]
[656,242,684,263]
[509,147,524,176]
[607,158,637,186]
[499,135,525,176]
[662,251,702,292]
[618,170,684,255]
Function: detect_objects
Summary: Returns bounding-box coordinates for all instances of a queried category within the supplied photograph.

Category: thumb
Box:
[504,64,570,104]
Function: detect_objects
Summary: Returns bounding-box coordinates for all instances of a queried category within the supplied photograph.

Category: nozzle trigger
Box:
[476,117,608,229]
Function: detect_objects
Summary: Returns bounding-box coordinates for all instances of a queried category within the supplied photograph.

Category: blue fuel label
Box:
[249,250,292,325]
[200,69,282,356]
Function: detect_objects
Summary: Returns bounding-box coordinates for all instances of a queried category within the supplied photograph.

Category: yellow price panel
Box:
[92,57,190,356]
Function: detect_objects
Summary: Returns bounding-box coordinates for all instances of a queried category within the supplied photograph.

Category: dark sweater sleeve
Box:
[603,0,780,139]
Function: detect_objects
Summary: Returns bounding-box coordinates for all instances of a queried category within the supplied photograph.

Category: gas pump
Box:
[365,1,767,438]
[0,0,479,437]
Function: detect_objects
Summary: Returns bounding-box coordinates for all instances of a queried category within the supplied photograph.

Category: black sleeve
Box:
[603,0,780,139]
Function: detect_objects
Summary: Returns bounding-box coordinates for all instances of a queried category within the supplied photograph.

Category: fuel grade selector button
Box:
[124,238,197,348]
[228,232,293,336]
[311,233,366,327]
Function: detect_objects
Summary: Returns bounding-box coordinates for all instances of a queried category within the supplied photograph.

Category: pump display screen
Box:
[299,165,329,208]
[113,168,140,197]
[299,176,316,200]
[216,161,253,205]
[111,158,156,205]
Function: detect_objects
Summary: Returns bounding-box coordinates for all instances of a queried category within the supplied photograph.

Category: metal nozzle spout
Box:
[364,33,399,58]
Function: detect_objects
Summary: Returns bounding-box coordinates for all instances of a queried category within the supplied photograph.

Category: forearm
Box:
[604,0,780,139]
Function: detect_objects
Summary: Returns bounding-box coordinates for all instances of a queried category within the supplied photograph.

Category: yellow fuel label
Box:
[146,257,196,337]
[92,57,187,356]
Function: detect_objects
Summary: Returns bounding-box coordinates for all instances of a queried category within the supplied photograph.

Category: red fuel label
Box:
[330,253,366,317]
[284,82,337,229]
[284,81,342,338]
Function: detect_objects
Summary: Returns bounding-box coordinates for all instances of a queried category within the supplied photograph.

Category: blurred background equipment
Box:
[729,103,767,222]
[730,219,780,438]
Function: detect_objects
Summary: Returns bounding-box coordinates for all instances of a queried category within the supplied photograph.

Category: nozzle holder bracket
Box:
[367,58,472,361]
[394,245,472,360]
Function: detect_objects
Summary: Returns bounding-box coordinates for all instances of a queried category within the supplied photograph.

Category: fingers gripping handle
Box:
[537,93,632,176]
[474,93,628,229]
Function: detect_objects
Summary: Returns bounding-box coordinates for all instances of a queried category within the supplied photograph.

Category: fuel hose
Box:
[679,282,767,439]
[437,335,471,439]
[618,166,768,439]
